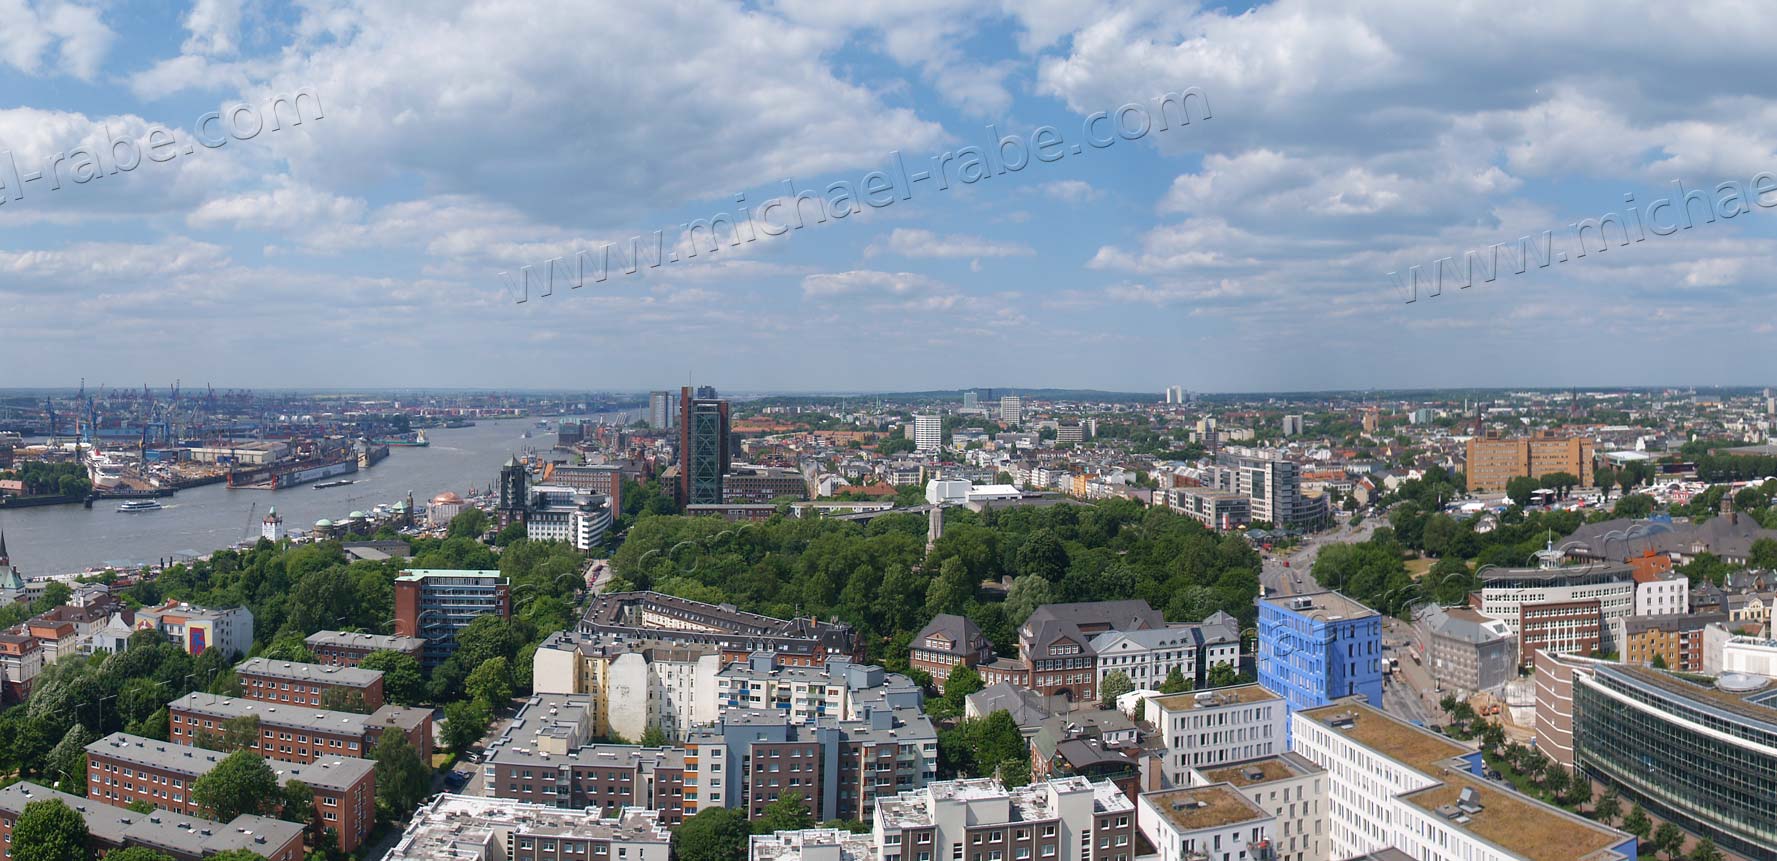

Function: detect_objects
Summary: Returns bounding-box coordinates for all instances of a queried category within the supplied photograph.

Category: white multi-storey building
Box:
[1000,396,1023,426]
[871,777,1136,861]
[1203,452,1325,528]
[1137,783,1274,861]
[1718,635,1777,677]
[134,601,255,658]
[387,794,670,861]
[1145,686,1286,788]
[1475,561,1636,661]
[716,654,923,725]
[1090,618,1239,693]
[1631,569,1688,617]
[1290,700,1634,861]
[605,648,722,741]
[1185,754,1327,861]
[523,484,614,551]
[915,414,943,452]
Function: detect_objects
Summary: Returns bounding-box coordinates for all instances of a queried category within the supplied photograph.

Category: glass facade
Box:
[1573,666,1777,861]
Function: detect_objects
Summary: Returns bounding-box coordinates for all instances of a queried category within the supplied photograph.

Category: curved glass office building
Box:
[1574,664,1777,861]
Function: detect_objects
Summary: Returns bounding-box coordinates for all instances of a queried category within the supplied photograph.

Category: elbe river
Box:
[0,414,636,577]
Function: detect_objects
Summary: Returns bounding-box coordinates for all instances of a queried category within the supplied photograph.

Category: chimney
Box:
[1723,496,1737,525]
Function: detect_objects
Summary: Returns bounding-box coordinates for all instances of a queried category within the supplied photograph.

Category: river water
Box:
[0,415,634,576]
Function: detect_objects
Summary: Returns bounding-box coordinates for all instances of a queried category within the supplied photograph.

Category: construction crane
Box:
[242,501,258,540]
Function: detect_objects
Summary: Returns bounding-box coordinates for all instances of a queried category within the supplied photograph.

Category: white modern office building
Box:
[523,484,614,551]
[1291,700,1634,861]
[1138,784,1274,861]
[1145,686,1287,788]
[1185,754,1327,861]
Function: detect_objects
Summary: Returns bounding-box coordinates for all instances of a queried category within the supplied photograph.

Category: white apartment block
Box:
[1146,686,1286,788]
[1718,636,1777,677]
[872,777,1136,861]
[1186,754,1327,861]
[134,601,255,658]
[1632,571,1688,617]
[1290,701,1633,861]
[1137,784,1274,861]
[1001,397,1023,426]
[1092,628,1198,692]
[716,656,921,725]
[607,649,722,742]
[1091,625,1238,694]
[916,414,944,452]
[530,637,722,743]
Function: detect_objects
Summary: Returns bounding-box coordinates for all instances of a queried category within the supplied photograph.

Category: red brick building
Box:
[237,657,386,711]
[85,731,378,852]
[303,629,426,668]
[168,692,433,763]
[0,780,305,861]
[485,744,689,825]
[0,629,42,704]
[1519,599,1604,666]
[908,614,995,686]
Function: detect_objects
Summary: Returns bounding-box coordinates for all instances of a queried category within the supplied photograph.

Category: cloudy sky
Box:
[4,0,1777,393]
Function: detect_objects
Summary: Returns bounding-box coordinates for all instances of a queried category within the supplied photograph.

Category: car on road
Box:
[445,771,469,789]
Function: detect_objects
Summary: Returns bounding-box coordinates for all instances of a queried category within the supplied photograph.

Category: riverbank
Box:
[0,413,635,576]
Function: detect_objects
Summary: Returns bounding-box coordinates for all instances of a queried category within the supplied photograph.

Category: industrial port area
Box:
[0,385,629,509]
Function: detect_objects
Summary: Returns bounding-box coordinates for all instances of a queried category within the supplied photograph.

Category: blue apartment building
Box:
[1257,590,1383,738]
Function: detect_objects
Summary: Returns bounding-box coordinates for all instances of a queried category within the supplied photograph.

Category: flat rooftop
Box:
[0,781,304,855]
[876,777,1127,831]
[236,657,382,687]
[750,829,879,861]
[1153,684,1279,712]
[1403,776,1627,861]
[169,692,430,736]
[1198,752,1322,787]
[1605,664,1777,730]
[305,629,425,652]
[1263,590,1378,620]
[1298,703,1475,772]
[385,794,668,861]
[396,568,504,582]
[1143,783,1271,832]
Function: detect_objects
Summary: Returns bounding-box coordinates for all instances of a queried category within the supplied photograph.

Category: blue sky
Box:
[4,0,1777,393]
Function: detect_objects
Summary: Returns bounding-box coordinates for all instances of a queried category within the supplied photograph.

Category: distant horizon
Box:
[2,383,1771,399]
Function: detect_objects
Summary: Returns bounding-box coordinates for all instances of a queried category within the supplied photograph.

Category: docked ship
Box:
[371,430,428,447]
[228,455,360,490]
[117,499,163,512]
[358,441,390,468]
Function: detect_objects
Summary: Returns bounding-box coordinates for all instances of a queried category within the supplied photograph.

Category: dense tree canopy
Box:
[674,807,750,861]
[938,710,1029,785]
[192,750,280,821]
[13,799,89,861]
[608,499,1264,665]
[372,731,432,821]
[752,792,816,835]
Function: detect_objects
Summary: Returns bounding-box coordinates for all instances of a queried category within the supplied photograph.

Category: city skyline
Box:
[4,2,1777,390]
